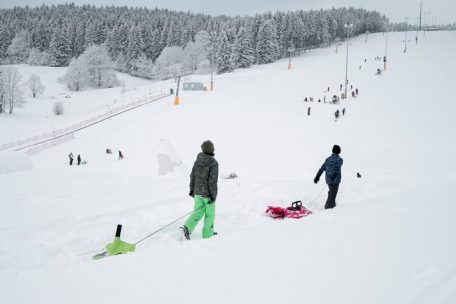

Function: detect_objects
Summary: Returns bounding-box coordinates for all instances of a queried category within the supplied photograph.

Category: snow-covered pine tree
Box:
[232,27,254,69]
[180,27,194,49]
[0,26,11,59]
[117,24,130,57]
[256,19,278,64]
[148,29,162,61]
[106,26,118,59]
[85,20,106,46]
[32,21,51,52]
[215,30,234,74]
[126,26,145,72]
[73,21,86,58]
[141,22,155,60]
[49,26,72,67]
[167,20,183,47]
[251,14,263,56]
[317,12,331,45]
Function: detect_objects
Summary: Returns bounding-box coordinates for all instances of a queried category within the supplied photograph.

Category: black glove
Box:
[209,197,215,204]
[189,191,194,197]
[314,176,319,184]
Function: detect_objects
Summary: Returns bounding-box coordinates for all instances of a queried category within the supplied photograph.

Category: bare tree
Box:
[0,67,25,114]
[26,73,45,98]
[53,102,64,115]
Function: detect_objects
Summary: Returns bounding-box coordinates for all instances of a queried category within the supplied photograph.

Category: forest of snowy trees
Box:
[0,4,388,81]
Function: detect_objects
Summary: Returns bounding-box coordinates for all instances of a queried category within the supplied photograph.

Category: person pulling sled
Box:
[181,140,219,240]
[314,145,343,209]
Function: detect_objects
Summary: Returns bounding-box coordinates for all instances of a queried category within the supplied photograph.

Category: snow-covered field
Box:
[0,65,173,142]
[1,31,456,303]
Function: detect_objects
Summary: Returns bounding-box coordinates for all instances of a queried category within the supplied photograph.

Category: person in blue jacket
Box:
[314,145,343,209]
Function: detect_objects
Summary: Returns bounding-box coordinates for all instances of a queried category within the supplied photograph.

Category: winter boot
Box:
[180,226,190,240]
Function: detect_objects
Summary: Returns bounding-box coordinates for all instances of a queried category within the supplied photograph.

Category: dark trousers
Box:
[325,183,339,209]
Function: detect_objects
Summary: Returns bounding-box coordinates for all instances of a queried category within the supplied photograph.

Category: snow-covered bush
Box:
[154,46,184,80]
[182,30,210,74]
[53,102,64,115]
[25,74,45,98]
[27,48,52,66]
[129,54,154,79]
[196,59,211,74]
[80,45,119,88]
[63,57,88,91]
[7,30,29,63]
[63,45,119,91]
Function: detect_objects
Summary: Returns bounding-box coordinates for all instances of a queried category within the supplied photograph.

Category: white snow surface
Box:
[1,31,456,304]
[0,151,33,173]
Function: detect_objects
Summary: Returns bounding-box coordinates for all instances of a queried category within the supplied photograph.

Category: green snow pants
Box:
[184,195,215,239]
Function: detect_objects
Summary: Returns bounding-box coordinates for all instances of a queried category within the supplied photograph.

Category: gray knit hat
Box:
[201,140,215,156]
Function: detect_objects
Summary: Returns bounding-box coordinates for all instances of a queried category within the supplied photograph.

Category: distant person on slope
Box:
[118,150,124,160]
[77,154,81,165]
[69,153,74,166]
[314,145,343,209]
[181,140,219,240]
[335,109,340,121]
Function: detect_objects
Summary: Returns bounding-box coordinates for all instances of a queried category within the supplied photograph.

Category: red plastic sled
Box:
[266,201,312,219]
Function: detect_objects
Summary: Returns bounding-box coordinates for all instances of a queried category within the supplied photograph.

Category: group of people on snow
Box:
[334,108,346,120]
[106,148,124,159]
[181,140,343,241]
[68,153,82,166]
[68,149,124,165]
[304,83,359,106]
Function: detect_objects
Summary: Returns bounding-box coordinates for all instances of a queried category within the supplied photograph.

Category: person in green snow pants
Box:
[182,140,219,239]
[184,196,216,238]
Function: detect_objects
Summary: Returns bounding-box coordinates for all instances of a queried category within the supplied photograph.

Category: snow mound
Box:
[0,151,33,174]
[133,138,187,177]
[156,139,186,176]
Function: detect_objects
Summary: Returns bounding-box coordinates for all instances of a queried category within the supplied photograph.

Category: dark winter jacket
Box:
[316,154,343,185]
[190,152,219,202]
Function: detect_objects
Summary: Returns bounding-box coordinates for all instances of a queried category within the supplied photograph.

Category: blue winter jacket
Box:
[316,154,343,185]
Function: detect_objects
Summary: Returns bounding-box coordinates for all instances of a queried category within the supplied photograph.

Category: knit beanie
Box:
[201,140,215,156]
[332,145,341,154]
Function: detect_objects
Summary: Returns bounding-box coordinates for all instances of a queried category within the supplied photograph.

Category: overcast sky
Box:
[0,0,454,24]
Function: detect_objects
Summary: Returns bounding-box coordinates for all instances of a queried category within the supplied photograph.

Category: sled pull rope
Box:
[307,185,327,209]
[134,204,206,245]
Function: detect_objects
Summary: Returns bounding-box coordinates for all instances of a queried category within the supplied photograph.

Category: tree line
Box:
[0,4,387,80]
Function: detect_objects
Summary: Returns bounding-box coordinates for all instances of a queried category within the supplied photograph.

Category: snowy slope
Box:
[1,31,456,304]
[0,64,173,143]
